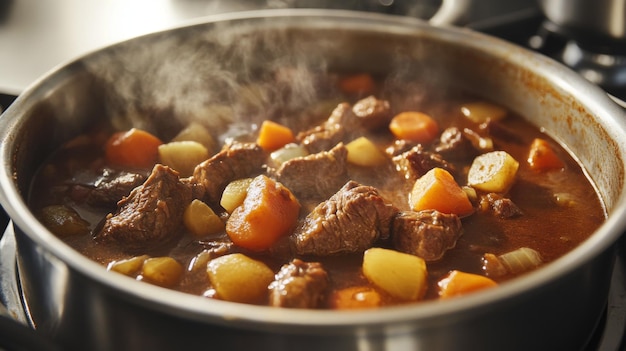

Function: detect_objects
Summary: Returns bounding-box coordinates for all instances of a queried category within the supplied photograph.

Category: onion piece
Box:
[482,247,543,277]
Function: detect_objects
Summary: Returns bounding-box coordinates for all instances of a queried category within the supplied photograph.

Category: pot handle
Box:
[429,0,473,26]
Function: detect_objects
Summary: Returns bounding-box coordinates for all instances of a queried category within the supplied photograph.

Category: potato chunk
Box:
[467,151,519,193]
[158,140,209,177]
[207,253,274,304]
[141,257,184,288]
[220,178,253,214]
[345,136,387,166]
[171,122,216,153]
[183,199,225,237]
[460,101,507,123]
[107,255,149,276]
[362,248,427,301]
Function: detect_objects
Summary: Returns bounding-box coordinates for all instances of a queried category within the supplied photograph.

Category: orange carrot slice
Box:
[409,167,474,216]
[256,120,295,152]
[105,128,163,169]
[389,111,439,144]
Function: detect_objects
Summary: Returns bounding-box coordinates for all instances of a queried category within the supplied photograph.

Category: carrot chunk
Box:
[225,175,300,251]
[409,168,474,216]
[527,138,565,171]
[437,270,498,299]
[389,111,439,144]
[105,128,163,169]
[338,73,376,95]
[256,120,295,152]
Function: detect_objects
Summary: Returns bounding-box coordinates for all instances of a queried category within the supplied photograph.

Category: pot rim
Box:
[2,8,626,332]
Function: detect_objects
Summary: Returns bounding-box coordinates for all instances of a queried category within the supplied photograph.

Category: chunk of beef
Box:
[392,145,455,182]
[385,139,418,157]
[479,193,523,218]
[352,95,393,130]
[269,259,329,308]
[479,120,524,144]
[272,143,348,201]
[191,141,265,203]
[292,181,398,256]
[392,210,462,261]
[85,168,148,207]
[95,165,192,252]
[296,103,360,154]
[434,127,480,161]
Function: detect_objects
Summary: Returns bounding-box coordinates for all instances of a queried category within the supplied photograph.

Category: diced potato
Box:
[171,122,217,153]
[141,257,184,288]
[270,143,309,166]
[158,141,209,177]
[345,136,387,166]
[183,199,225,237]
[460,101,507,123]
[206,253,274,304]
[467,151,519,193]
[107,255,149,276]
[220,178,253,213]
[362,248,428,301]
[38,205,90,237]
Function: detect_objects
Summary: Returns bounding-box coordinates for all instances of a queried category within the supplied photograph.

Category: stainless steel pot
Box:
[1,9,626,351]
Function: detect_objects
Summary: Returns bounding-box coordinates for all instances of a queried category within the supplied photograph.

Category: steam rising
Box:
[82,13,448,143]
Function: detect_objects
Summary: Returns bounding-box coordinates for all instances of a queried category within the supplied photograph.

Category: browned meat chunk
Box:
[191,141,265,204]
[435,127,480,161]
[96,165,192,252]
[296,102,360,154]
[269,259,329,308]
[392,145,455,182]
[292,181,398,256]
[392,210,462,261]
[479,193,523,218]
[352,95,393,130]
[85,169,147,207]
[385,139,417,157]
[272,143,348,201]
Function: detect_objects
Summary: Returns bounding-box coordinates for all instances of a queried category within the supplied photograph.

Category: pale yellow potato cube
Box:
[207,253,274,304]
[141,257,184,288]
[158,141,209,177]
[460,101,507,123]
[183,199,225,237]
[107,255,149,276]
[345,136,387,166]
[171,122,217,153]
[362,248,428,301]
[467,151,519,193]
[220,178,253,213]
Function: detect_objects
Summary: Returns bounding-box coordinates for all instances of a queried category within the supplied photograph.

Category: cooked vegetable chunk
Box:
[105,128,163,169]
[225,175,300,251]
[207,253,274,304]
[437,270,497,299]
[527,138,565,171]
[467,151,519,193]
[363,248,428,301]
[257,120,295,152]
[389,111,439,144]
[409,168,474,216]
[38,205,90,237]
[158,141,209,177]
[460,101,507,123]
[107,255,149,276]
[141,257,184,288]
[183,199,224,237]
[345,136,387,166]
[220,178,253,214]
